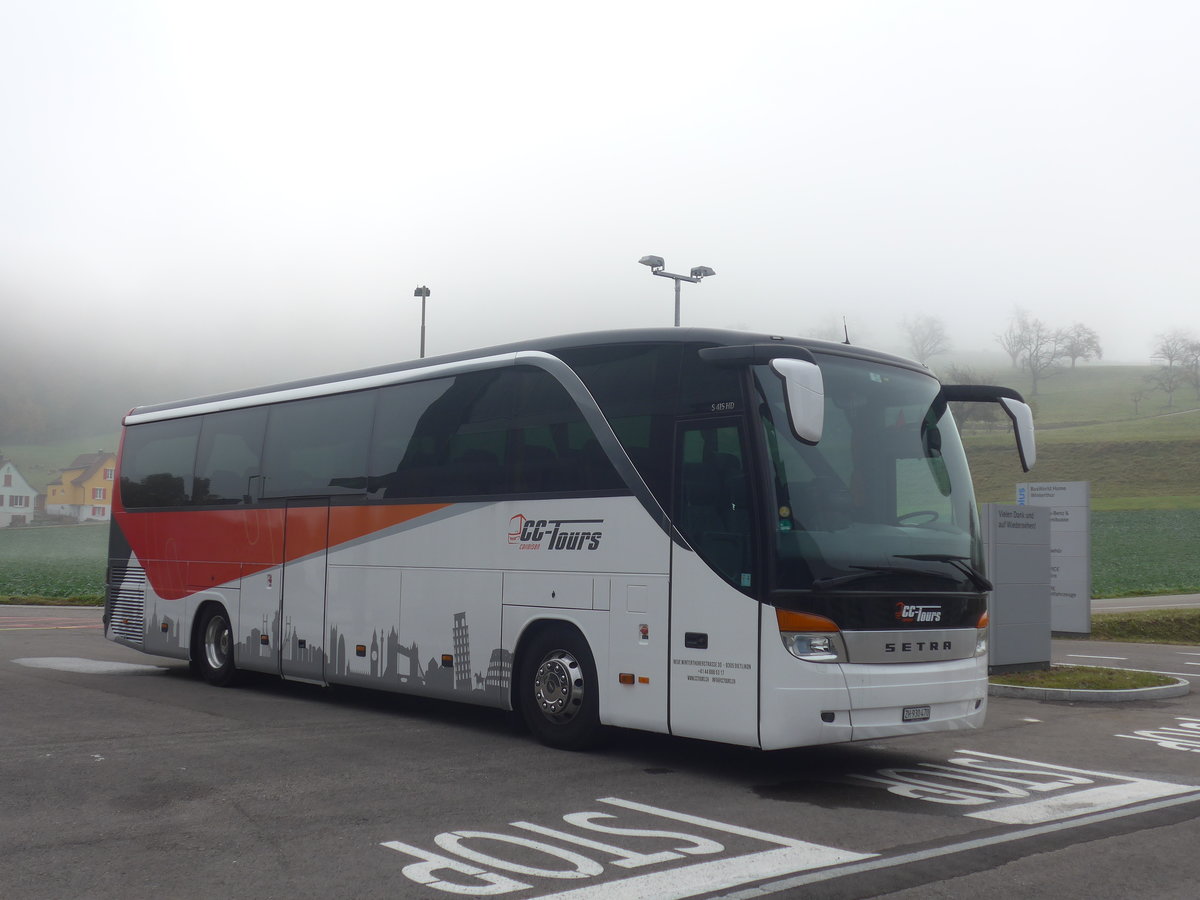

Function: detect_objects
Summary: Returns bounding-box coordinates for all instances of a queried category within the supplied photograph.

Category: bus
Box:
[105,328,1035,751]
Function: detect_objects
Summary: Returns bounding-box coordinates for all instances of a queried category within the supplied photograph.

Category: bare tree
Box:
[1184,339,1200,400]
[1152,329,1195,368]
[1150,330,1199,407]
[1147,365,1185,408]
[1059,323,1103,369]
[995,309,1031,370]
[1022,318,1063,396]
[903,315,950,365]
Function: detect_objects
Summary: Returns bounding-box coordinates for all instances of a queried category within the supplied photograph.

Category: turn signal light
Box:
[776,609,840,632]
[975,610,990,657]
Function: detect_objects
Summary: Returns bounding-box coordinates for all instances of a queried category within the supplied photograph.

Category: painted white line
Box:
[969,782,1194,825]
[1066,654,1126,661]
[13,657,167,675]
[534,845,873,900]
[723,791,1200,899]
[958,751,1196,825]
[531,799,874,900]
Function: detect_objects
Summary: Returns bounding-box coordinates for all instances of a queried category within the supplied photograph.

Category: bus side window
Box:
[261,391,375,498]
[368,378,456,499]
[118,417,201,508]
[193,407,268,505]
[368,366,626,501]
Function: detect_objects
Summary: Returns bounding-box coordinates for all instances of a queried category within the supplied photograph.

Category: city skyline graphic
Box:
[145,596,511,701]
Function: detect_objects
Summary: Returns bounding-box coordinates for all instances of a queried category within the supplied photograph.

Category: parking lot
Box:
[2,605,1197,899]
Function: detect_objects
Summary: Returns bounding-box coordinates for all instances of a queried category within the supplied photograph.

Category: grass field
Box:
[0,524,107,601]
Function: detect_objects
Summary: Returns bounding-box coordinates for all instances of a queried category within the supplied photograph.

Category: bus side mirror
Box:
[771,357,824,444]
[999,396,1037,471]
[941,384,1037,472]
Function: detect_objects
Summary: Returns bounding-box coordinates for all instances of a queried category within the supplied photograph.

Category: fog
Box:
[2,1,1198,422]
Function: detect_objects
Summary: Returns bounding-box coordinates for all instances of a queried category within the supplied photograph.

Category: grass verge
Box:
[1,595,103,606]
[1087,608,1200,645]
[990,666,1176,690]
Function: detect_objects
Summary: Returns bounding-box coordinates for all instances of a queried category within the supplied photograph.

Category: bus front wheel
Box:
[518,625,601,750]
[195,604,238,687]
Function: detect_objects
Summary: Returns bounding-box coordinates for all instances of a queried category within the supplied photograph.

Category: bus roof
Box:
[125,326,929,421]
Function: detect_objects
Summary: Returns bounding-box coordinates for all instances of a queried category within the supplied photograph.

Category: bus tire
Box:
[195,604,238,687]
[517,624,601,751]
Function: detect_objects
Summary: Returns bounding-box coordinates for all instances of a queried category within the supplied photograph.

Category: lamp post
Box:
[637,256,715,326]
[413,285,430,358]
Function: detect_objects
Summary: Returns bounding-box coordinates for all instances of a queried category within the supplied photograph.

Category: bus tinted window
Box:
[193,407,268,505]
[510,366,623,493]
[262,391,375,498]
[556,344,679,504]
[119,417,201,508]
[370,367,622,499]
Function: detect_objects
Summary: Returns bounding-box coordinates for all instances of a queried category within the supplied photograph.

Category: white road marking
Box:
[527,799,875,899]
[959,752,1196,825]
[722,791,1200,899]
[384,757,1200,898]
[1066,654,1126,661]
[13,657,167,675]
[383,798,874,898]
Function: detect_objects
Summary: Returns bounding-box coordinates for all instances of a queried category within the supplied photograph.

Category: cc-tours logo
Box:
[508,514,604,551]
[895,602,942,623]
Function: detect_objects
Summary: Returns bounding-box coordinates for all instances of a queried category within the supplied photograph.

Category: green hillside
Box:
[957,365,1200,509]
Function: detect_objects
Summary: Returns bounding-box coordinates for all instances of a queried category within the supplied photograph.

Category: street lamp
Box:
[637,256,716,326]
[413,285,430,358]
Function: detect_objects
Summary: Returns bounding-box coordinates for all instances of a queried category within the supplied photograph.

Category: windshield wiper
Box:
[894,554,994,592]
[811,564,967,591]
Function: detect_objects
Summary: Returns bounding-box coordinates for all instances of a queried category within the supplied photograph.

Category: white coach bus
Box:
[106,328,1034,750]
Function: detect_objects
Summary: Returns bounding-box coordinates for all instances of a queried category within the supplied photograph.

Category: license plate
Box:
[903,705,931,722]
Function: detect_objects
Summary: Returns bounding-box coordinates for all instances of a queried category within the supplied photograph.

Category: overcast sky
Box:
[2,1,1197,399]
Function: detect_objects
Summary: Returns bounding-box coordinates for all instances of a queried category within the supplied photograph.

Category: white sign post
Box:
[1016,481,1092,635]
[982,504,1051,670]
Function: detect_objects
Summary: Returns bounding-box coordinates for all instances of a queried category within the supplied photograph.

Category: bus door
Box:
[279,499,330,683]
[668,419,762,745]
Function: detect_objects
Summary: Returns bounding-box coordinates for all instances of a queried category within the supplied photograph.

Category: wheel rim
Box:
[532,649,585,723]
[204,614,230,671]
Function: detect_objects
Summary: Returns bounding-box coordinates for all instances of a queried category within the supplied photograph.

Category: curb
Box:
[989,677,1191,703]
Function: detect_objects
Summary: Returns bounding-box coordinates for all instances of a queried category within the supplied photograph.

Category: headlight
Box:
[776,609,846,663]
[975,610,989,657]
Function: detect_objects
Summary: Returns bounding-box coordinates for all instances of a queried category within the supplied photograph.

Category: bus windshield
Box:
[754,355,983,593]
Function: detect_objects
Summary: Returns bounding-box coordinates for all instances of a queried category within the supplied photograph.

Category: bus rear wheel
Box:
[195,604,238,687]
[518,625,601,750]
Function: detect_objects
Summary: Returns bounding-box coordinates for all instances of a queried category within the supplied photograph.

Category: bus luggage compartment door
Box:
[279,500,330,683]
